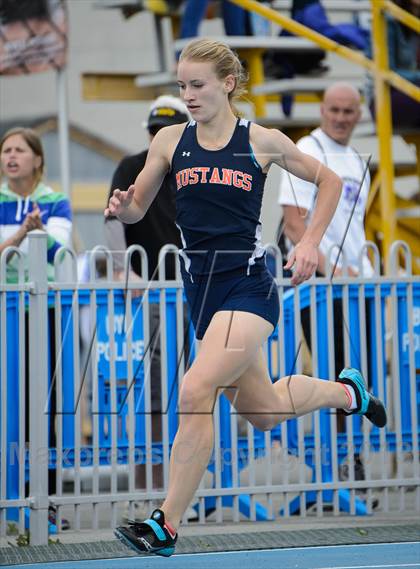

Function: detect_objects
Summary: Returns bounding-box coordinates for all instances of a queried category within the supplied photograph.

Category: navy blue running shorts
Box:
[182,267,280,340]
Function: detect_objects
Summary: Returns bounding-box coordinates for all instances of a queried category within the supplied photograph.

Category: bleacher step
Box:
[253,77,364,96]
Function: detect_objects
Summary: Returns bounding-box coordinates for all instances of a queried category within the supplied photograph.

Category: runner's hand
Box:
[104,185,135,218]
[284,241,318,286]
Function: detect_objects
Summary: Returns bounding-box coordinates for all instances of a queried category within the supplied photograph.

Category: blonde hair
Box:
[0,127,45,189]
[179,38,248,116]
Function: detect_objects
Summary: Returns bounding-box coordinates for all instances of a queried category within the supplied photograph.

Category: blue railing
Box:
[1,280,419,524]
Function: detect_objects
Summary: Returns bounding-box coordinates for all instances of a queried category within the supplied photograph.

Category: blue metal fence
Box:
[2,284,419,512]
[1,235,419,543]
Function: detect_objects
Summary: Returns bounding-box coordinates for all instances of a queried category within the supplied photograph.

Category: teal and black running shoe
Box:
[337,367,387,428]
[114,509,177,557]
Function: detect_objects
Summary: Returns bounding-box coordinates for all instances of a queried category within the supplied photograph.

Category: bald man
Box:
[278,83,376,493]
[279,82,372,277]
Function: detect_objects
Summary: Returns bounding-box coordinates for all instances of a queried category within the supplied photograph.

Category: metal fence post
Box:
[27,230,49,545]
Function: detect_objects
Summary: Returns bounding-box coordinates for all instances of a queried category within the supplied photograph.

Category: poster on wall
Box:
[0,0,67,75]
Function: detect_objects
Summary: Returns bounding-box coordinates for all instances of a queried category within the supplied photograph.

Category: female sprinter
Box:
[105,39,386,557]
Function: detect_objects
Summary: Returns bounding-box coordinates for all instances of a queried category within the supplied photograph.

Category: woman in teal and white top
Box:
[0,127,72,282]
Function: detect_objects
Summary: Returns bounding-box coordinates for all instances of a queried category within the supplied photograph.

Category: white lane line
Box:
[163,542,420,558]
[314,564,420,569]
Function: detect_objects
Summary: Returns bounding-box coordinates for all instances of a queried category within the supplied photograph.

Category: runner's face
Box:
[177,59,233,122]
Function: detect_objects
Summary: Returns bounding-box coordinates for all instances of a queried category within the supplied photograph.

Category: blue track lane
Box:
[3,542,420,569]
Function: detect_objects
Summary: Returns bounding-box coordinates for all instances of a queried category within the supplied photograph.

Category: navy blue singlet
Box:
[171,118,267,280]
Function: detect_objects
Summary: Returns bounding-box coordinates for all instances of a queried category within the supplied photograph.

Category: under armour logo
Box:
[182,151,191,157]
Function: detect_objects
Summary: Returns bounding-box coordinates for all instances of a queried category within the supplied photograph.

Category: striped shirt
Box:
[0,182,72,283]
